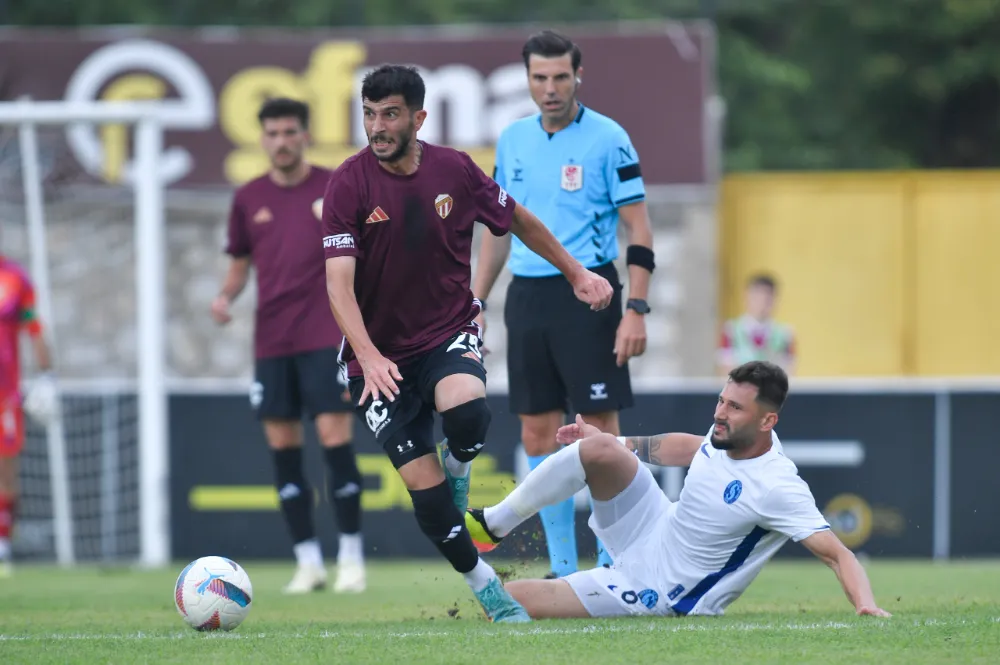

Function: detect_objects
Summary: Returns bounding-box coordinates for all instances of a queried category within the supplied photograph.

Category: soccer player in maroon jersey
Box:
[212,98,365,595]
[323,65,614,622]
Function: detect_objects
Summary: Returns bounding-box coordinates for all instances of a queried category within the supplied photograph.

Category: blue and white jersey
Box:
[493,104,646,277]
[655,430,831,616]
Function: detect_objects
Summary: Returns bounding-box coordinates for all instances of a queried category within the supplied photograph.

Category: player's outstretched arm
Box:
[555,414,701,466]
[510,203,613,311]
[801,530,892,618]
[619,433,703,467]
[325,256,402,403]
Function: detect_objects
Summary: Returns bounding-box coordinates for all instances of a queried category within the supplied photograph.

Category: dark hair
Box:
[361,64,426,110]
[257,97,309,129]
[747,273,778,291]
[522,30,582,71]
[728,361,789,412]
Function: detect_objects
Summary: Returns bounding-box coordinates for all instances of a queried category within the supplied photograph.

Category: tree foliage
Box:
[6,0,999,170]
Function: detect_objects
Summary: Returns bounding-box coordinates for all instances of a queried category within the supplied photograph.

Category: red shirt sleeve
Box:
[224,190,251,257]
[461,151,515,237]
[322,166,363,260]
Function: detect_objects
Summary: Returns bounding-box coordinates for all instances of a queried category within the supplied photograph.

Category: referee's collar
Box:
[537,102,587,134]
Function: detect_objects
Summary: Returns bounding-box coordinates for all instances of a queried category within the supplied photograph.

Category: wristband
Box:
[626,245,655,273]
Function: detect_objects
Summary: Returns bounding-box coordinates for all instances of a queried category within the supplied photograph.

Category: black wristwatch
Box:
[626,298,651,315]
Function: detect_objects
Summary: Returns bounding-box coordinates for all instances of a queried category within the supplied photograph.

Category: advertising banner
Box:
[169,389,968,563]
[0,24,715,189]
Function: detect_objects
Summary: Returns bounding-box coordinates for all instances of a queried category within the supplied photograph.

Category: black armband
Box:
[626,245,656,273]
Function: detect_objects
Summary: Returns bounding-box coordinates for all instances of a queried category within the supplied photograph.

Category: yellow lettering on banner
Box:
[217,41,498,184]
[219,42,367,184]
[98,75,168,183]
[188,454,516,512]
[303,42,366,146]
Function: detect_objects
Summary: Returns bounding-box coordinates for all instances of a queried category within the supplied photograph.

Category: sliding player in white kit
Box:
[465,361,891,618]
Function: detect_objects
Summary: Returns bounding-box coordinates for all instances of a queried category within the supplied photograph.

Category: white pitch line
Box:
[0,617,993,642]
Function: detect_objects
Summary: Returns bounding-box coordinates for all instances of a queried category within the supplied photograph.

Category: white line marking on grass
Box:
[1,617,995,642]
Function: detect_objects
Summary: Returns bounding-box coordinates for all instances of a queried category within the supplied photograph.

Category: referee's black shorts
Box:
[504,261,633,416]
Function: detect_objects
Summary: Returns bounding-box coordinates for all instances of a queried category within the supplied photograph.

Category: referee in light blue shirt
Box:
[472,30,656,578]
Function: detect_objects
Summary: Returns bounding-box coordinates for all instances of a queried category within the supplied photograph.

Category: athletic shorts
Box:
[0,393,25,458]
[251,347,352,420]
[348,328,487,469]
[563,462,675,618]
[505,261,633,416]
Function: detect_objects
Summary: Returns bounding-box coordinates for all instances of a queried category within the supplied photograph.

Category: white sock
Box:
[338,533,364,565]
[484,441,587,537]
[444,448,471,478]
[0,537,10,560]
[463,557,498,593]
[293,538,323,568]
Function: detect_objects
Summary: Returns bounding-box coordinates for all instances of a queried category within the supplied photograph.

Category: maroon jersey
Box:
[225,166,343,359]
[322,142,515,377]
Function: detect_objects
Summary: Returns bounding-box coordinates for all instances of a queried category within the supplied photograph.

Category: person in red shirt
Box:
[324,65,613,622]
[0,256,57,576]
[212,98,364,594]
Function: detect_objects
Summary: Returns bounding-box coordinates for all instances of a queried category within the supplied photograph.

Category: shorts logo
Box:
[590,383,608,400]
[324,233,355,250]
[620,588,659,610]
[497,188,508,208]
[561,164,583,192]
[667,584,685,601]
[249,381,263,409]
[724,479,743,504]
[312,198,323,220]
[434,194,454,219]
[637,589,659,610]
[365,399,391,436]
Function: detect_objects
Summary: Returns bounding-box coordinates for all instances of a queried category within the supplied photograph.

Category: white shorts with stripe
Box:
[563,462,675,617]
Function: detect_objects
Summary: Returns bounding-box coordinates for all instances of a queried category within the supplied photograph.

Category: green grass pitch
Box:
[1,559,998,664]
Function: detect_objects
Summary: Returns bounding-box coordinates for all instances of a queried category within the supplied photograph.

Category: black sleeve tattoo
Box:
[623,435,665,465]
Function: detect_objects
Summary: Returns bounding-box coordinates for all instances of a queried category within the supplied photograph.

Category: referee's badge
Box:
[561,164,583,192]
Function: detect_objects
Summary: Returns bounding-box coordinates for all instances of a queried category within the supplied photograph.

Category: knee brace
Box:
[441,397,491,463]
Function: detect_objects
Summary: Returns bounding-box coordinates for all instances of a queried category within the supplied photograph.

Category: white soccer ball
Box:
[174,556,253,631]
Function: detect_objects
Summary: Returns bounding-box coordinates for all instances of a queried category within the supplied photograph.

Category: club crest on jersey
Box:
[434,194,454,219]
[561,164,583,192]
[312,198,323,220]
[723,480,743,505]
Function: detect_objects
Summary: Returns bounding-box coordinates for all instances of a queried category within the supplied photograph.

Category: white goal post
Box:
[0,99,169,568]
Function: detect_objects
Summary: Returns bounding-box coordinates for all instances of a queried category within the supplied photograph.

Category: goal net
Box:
[0,100,169,567]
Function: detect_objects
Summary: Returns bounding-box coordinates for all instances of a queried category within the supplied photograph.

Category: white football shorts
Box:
[563,461,675,617]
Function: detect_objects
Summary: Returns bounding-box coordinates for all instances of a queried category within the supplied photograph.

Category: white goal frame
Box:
[0,100,169,568]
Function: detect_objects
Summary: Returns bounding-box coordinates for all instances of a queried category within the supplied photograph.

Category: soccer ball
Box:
[174,556,253,631]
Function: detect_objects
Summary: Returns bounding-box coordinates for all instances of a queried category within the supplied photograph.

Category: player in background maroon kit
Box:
[212,98,365,595]
[323,65,613,622]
